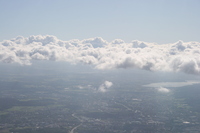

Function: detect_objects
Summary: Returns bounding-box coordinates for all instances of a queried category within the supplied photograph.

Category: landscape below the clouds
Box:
[0,61,200,133]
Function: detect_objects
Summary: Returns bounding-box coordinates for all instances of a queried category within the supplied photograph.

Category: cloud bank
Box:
[1,35,200,74]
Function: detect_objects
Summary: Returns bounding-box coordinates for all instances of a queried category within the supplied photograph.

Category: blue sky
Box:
[0,0,200,43]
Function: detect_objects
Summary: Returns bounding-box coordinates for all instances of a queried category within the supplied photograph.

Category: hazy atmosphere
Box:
[1,0,200,133]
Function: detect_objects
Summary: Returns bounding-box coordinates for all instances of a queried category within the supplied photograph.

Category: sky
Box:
[0,0,200,44]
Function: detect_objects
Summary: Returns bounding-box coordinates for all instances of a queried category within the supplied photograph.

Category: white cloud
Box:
[156,87,170,93]
[1,35,200,75]
[98,81,113,93]
[183,121,190,124]
[144,81,200,88]
[82,37,108,48]
[76,85,93,90]
[104,81,113,88]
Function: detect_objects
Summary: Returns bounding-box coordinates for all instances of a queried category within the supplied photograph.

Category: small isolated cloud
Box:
[156,87,170,93]
[183,121,190,124]
[76,85,93,90]
[76,85,85,89]
[98,81,113,93]
[1,35,200,75]
[144,81,200,88]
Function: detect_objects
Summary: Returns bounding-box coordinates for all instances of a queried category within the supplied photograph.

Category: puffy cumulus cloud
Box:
[82,37,109,48]
[1,35,200,74]
[98,81,113,93]
[156,87,170,93]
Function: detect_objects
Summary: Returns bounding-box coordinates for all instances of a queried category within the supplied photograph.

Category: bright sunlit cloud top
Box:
[1,35,200,75]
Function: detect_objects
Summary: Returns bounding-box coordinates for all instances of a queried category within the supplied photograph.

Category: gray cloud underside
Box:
[1,35,200,74]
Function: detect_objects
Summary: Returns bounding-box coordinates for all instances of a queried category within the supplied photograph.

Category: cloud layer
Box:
[1,35,200,74]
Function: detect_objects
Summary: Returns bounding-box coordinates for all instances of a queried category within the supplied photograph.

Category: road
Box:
[69,113,82,133]
[69,123,82,133]
[115,102,132,111]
